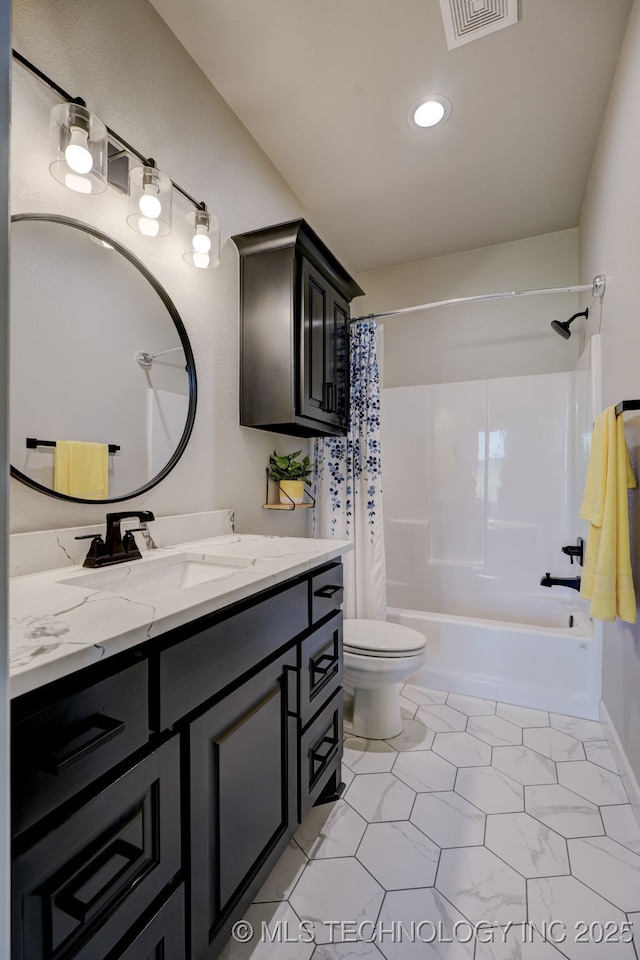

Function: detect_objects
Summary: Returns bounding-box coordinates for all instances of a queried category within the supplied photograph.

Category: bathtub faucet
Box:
[540,572,581,591]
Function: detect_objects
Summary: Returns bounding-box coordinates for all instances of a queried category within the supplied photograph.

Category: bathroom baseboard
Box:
[600,701,640,829]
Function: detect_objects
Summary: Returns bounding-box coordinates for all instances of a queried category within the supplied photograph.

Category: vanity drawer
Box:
[159,580,308,727]
[12,736,180,960]
[299,687,343,820]
[310,562,344,624]
[12,659,149,838]
[299,612,343,729]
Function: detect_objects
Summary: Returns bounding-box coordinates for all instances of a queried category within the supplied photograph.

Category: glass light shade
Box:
[126,164,172,237]
[49,103,108,194]
[183,208,220,269]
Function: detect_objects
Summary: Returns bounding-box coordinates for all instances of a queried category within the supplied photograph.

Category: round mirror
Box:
[10,215,197,502]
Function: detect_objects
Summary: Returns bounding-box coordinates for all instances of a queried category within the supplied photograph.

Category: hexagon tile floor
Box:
[220,683,640,960]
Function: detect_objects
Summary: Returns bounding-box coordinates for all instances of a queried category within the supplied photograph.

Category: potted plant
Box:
[268,450,314,505]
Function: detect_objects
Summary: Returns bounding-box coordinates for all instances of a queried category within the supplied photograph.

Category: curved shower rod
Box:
[350,274,606,324]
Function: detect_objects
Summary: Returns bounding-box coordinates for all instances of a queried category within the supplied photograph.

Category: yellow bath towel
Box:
[53,440,109,499]
[580,405,637,622]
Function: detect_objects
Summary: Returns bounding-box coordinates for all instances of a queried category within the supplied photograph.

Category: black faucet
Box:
[540,572,582,591]
[76,510,155,567]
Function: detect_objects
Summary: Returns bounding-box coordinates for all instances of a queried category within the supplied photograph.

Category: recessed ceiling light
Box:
[409,95,452,130]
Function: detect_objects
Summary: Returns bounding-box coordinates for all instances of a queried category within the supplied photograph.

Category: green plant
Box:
[268,450,314,486]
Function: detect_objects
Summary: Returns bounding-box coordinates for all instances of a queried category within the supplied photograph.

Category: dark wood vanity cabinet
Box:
[11,560,344,960]
[189,652,298,958]
[232,219,364,437]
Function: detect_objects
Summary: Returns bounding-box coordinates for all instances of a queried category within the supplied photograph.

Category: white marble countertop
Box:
[9,534,351,699]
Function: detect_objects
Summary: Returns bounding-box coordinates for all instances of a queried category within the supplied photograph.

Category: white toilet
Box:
[343,619,427,740]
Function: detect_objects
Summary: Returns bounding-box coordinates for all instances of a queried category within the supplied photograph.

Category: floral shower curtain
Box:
[312,318,387,620]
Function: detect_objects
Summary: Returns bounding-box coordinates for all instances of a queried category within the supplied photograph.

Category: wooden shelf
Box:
[264,469,315,510]
[264,502,314,511]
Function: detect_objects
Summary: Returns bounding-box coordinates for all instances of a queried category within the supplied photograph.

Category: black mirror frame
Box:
[9,213,197,504]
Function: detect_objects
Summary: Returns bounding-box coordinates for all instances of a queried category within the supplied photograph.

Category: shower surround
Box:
[383,351,602,719]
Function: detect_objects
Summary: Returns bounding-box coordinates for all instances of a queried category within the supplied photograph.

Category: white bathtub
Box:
[388,602,602,720]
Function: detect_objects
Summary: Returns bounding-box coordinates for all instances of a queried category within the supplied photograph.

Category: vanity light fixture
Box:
[127,161,172,237]
[15,48,220,267]
[408,94,452,130]
[183,206,220,269]
[49,101,108,194]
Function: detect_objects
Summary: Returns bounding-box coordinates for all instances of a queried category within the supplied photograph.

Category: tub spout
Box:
[540,572,581,591]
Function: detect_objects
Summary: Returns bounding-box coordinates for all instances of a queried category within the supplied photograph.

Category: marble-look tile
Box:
[294,801,367,860]
[584,740,619,774]
[253,839,308,902]
[492,746,557,785]
[343,737,398,774]
[568,836,640,912]
[549,713,604,741]
[600,804,640,853]
[345,773,416,822]
[392,750,457,793]
[402,683,448,707]
[455,765,524,814]
[218,900,315,960]
[524,784,604,838]
[446,693,496,716]
[376,888,474,960]
[436,846,526,925]
[627,913,640,948]
[410,791,485,848]
[432,732,492,767]
[313,942,385,960]
[557,760,628,805]
[384,718,435,753]
[356,821,440,889]
[398,695,419,719]
[475,925,567,959]
[467,715,522,747]
[289,858,384,945]
[415,704,467,733]
[527,876,635,960]
[341,763,356,789]
[485,812,569,878]
[522,728,585,762]
[496,704,550,728]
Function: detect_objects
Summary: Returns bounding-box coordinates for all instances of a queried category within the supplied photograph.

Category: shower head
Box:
[550,308,589,340]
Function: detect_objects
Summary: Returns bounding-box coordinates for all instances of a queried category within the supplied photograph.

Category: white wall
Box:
[9,0,334,535]
[579,0,640,787]
[355,229,580,387]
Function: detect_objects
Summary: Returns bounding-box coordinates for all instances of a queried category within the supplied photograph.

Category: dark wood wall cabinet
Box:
[11,560,345,960]
[232,219,364,437]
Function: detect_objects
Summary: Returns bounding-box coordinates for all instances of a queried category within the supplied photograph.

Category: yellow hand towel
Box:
[579,405,637,622]
[53,440,109,500]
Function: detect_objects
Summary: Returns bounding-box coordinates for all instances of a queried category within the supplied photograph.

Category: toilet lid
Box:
[343,619,426,656]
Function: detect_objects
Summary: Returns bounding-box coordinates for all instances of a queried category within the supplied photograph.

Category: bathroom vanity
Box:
[9,532,349,960]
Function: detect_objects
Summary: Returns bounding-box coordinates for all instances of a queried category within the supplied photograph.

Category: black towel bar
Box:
[26,438,120,454]
[615,401,640,416]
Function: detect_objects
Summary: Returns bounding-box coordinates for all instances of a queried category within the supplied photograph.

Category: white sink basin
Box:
[60,553,259,603]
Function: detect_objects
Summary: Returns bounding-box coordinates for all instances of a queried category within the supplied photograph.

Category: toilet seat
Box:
[343,619,426,658]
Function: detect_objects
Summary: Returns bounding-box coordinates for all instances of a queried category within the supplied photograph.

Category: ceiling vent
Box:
[439,0,519,49]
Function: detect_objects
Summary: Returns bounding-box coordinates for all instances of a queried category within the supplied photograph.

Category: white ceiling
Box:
[149,0,632,274]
